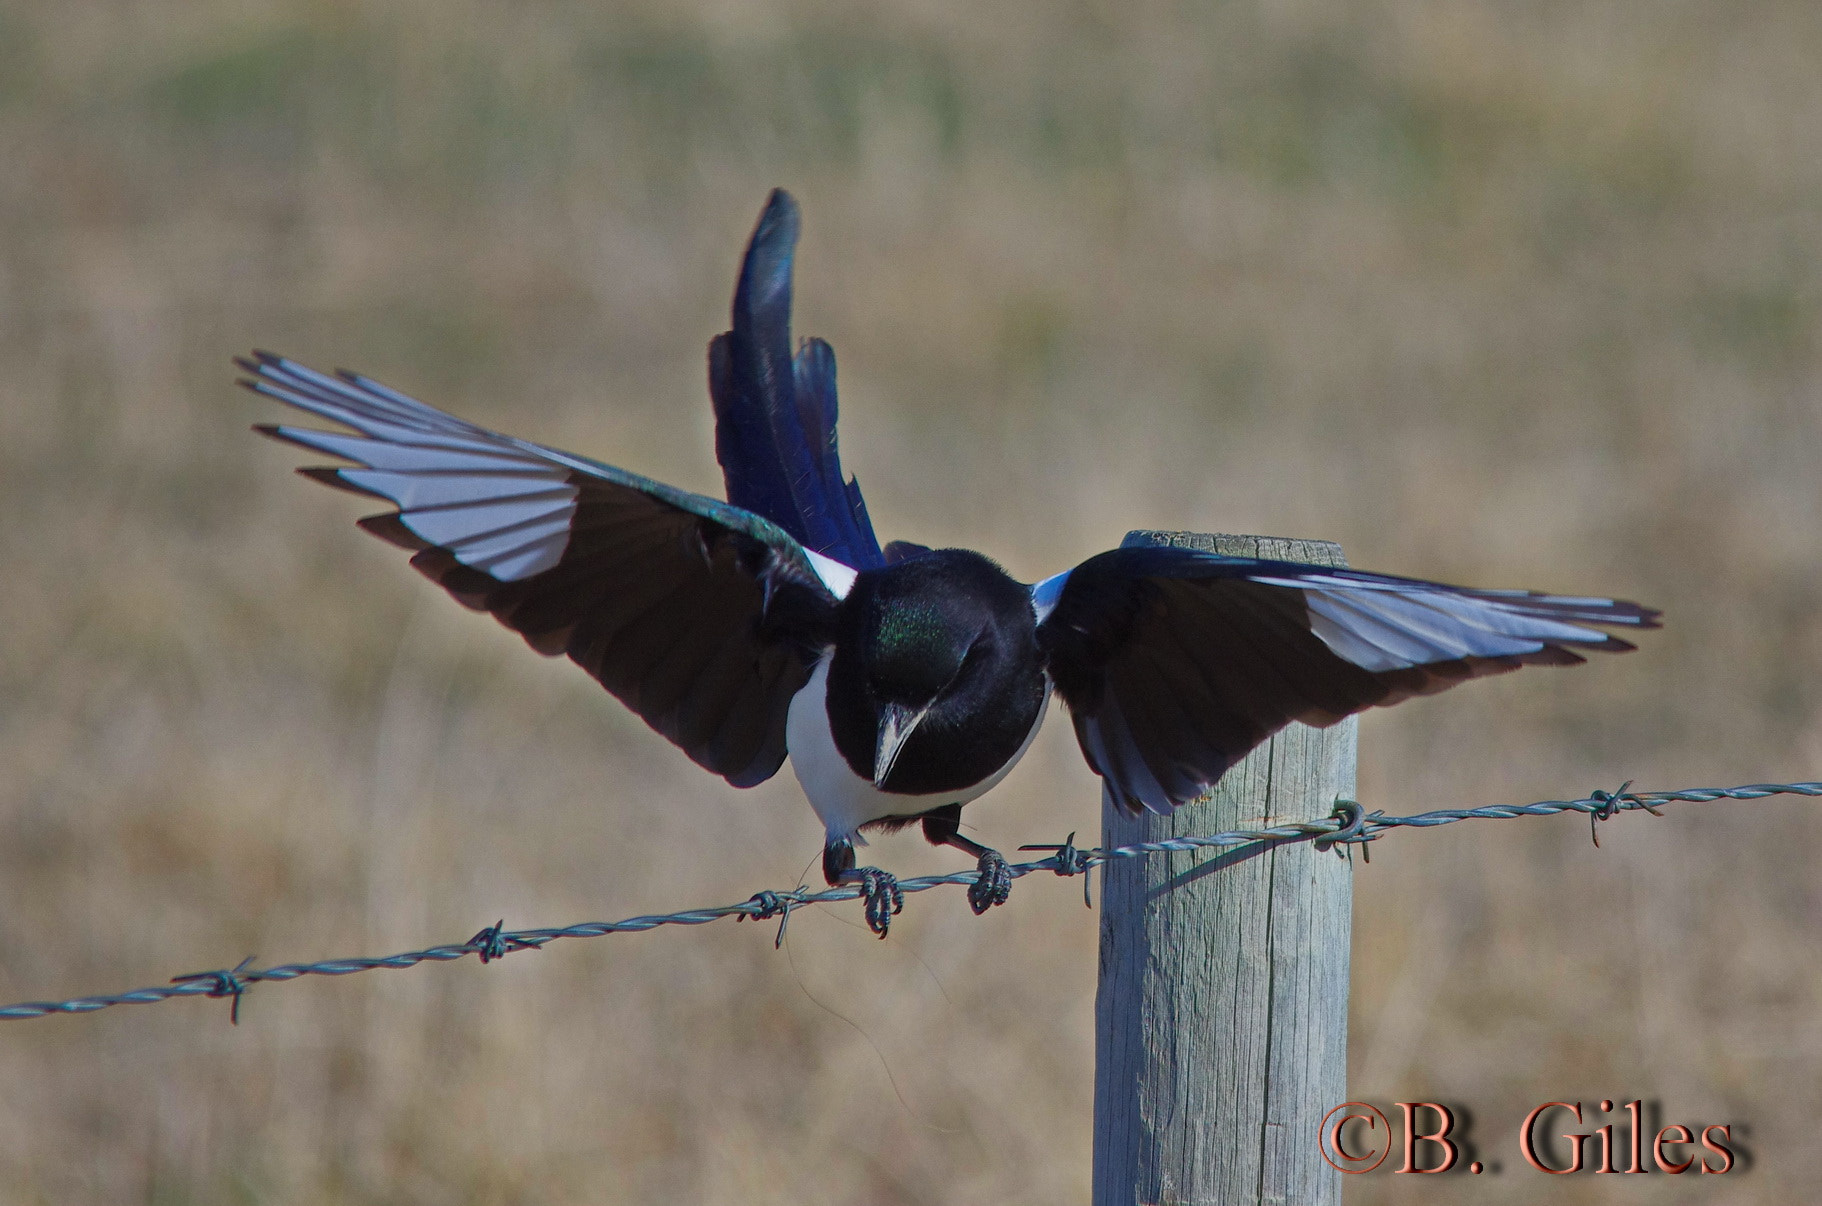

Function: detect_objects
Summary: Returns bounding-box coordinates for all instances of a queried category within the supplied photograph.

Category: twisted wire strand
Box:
[3,780,1815,1022]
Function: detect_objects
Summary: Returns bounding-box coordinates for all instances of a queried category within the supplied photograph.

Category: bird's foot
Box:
[842,866,903,938]
[967,849,1013,914]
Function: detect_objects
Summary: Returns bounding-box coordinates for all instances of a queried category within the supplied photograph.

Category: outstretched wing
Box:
[708,188,885,571]
[1037,545,1660,815]
[243,351,842,788]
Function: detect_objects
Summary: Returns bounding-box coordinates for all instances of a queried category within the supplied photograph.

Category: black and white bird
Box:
[244,189,1659,935]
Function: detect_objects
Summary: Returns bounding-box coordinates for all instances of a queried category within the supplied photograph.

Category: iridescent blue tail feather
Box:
[708,190,884,571]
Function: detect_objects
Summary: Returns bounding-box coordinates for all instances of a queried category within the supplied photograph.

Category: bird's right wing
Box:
[244,352,844,788]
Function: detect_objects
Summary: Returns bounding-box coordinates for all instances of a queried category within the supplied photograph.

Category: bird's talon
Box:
[857,867,903,938]
[968,850,1013,914]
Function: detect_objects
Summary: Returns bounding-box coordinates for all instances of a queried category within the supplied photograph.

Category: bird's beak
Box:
[874,702,928,789]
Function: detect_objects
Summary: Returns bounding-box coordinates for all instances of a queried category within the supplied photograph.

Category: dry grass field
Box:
[1,1,1818,1201]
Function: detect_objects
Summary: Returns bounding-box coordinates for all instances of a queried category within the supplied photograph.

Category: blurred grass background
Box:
[1,0,1818,1201]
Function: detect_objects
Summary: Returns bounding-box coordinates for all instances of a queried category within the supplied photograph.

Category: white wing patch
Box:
[1031,570,1071,624]
[804,549,858,599]
[1250,571,1633,672]
[252,358,581,583]
[270,427,534,473]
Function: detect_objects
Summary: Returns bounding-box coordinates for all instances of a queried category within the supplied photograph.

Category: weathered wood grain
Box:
[1092,531,1356,1206]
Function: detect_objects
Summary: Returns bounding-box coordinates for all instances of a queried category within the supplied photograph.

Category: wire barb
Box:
[1313,798,1375,862]
[466,920,540,964]
[1587,780,1638,847]
[171,956,256,1025]
[1019,833,1094,907]
[741,889,808,948]
[4,780,1818,1023]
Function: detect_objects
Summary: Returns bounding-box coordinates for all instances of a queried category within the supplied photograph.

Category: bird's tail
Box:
[708,189,884,570]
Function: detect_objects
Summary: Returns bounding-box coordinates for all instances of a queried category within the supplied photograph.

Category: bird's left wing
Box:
[1036,545,1660,815]
[242,352,844,788]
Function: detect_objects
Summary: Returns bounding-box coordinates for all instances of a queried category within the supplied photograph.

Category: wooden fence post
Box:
[1092,531,1356,1206]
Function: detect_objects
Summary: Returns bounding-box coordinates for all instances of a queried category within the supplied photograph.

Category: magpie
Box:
[243,189,1659,935]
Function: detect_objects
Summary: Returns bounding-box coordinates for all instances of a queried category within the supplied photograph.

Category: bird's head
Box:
[861,597,986,786]
[827,549,1037,791]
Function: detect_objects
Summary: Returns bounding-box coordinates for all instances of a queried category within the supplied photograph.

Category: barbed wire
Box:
[2,780,1816,1023]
